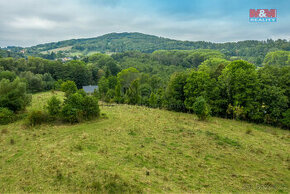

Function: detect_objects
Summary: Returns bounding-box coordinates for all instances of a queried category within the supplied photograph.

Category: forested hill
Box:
[2,32,290,65]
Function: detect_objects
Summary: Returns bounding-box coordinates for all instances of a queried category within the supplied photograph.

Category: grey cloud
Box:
[0,0,289,47]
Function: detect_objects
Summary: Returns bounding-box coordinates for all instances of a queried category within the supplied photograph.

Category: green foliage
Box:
[258,65,290,105]
[117,67,140,94]
[61,80,77,97]
[149,92,158,108]
[125,79,141,105]
[97,75,118,101]
[114,51,185,81]
[107,76,118,89]
[264,50,290,67]
[281,109,290,128]
[61,93,100,123]
[23,33,290,66]
[76,89,87,97]
[164,72,188,112]
[183,49,225,68]
[27,110,50,126]
[27,57,47,74]
[0,71,16,81]
[140,83,152,106]
[47,96,62,116]
[61,104,82,124]
[114,81,123,103]
[219,60,259,119]
[184,70,218,112]
[193,96,211,120]
[105,89,115,103]
[260,86,288,124]
[0,78,31,112]
[198,58,230,79]
[20,71,44,93]
[42,73,55,90]
[149,75,162,92]
[98,76,109,98]
[82,96,100,120]
[61,60,91,88]
[226,104,245,120]
[88,53,120,76]
[0,35,289,128]
[0,108,14,125]
[54,79,64,90]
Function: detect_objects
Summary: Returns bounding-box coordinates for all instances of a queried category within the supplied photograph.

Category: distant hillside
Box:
[4,32,290,65]
[0,47,24,58]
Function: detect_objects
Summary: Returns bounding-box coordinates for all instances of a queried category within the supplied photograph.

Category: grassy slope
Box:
[0,92,289,193]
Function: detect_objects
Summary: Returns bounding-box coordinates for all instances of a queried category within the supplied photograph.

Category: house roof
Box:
[82,85,98,93]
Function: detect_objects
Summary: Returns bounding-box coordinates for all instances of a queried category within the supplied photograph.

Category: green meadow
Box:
[0,92,289,193]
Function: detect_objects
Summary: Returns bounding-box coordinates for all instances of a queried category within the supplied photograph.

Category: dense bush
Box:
[264,51,290,67]
[61,80,78,97]
[61,104,82,123]
[27,110,50,126]
[47,96,62,116]
[0,70,16,81]
[82,96,100,119]
[0,108,14,125]
[281,109,290,128]
[0,78,31,112]
[125,79,141,105]
[105,89,115,103]
[218,60,260,119]
[20,71,44,93]
[61,93,100,123]
[114,82,123,103]
[193,96,211,120]
[149,92,158,108]
[164,72,188,112]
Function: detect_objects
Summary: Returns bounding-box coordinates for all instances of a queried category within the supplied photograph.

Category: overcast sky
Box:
[0,0,289,47]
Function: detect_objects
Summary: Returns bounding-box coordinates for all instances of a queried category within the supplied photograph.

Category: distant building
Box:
[82,85,98,94]
[61,57,72,62]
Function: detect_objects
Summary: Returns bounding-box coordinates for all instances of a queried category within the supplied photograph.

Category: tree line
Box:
[0,50,289,128]
[97,57,289,128]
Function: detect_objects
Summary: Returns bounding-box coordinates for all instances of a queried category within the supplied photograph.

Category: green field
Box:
[0,92,289,193]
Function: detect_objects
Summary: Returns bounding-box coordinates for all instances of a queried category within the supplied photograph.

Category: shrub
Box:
[61,93,100,123]
[61,80,77,97]
[0,70,16,81]
[114,81,124,103]
[0,108,14,125]
[82,96,100,120]
[226,104,245,120]
[0,78,32,112]
[64,93,83,109]
[281,109,290,128]
[105,89,115,103]
[54,79,64,90]
[193,96,211,120]
[27,110,50,126]
[47,96,62,116]
[61,104,82,123]
[164,72,188,112]
[77,89,87,97]
[149,92,158,108]
[125,79,141,105]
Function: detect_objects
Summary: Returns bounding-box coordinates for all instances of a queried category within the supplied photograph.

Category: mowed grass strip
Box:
[0,92,289,193]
